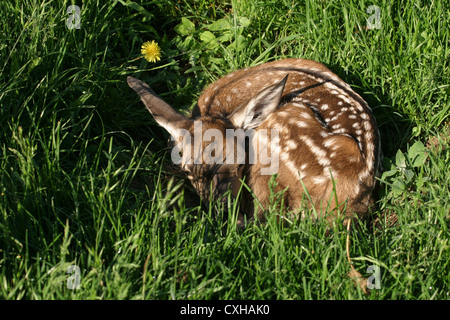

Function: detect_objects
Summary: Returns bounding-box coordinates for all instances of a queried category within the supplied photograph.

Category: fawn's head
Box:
[127,75,287,206]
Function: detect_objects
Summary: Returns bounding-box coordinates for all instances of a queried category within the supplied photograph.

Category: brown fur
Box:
[128,58,381,226]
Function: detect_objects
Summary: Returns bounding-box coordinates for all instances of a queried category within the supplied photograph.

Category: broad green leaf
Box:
[174,17,195,36]
[407,140,427,167]
[395,149,406,168]
[381,169,398,180]
[404,169,414,182]
[227,34,248,52]
[207,18,232,31]
[238,17,251,27]
[200,31,218,49]
[216,31,232,43]
[392,179,407,196]
[174,35,196,51]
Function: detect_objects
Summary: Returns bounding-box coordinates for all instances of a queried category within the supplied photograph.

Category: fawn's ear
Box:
[228,74,288,130]
[127,76,192,137]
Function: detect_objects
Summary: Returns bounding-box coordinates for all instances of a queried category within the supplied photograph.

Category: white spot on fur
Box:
[301,136,329,167]
[365,132,374,145]
[319,157,331,167]
[324,136,338,149]
[338,94,351,104]
[281,153,305,180]
[300,112,313,120]
[272,123,289,135]
[354,183,360,195]
[333,128,347,134]
[286,139,297,150]
[312,176,327,184]
[292,102,305,109]
[324,82,335,89]
[359,168,370,180]
[330,114,341,122]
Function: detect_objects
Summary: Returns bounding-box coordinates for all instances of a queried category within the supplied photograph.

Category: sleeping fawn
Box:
[128,58,382,227]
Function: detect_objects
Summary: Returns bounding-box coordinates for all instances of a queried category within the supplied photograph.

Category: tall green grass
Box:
[0,0,448,299]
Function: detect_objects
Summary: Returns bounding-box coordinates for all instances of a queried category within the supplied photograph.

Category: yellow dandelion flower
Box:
[141,40,162,63]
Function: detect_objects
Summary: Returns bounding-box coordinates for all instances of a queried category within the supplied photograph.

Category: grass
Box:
[0,0,449,300]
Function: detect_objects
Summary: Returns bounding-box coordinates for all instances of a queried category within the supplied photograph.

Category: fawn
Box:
[128,58,382,227]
